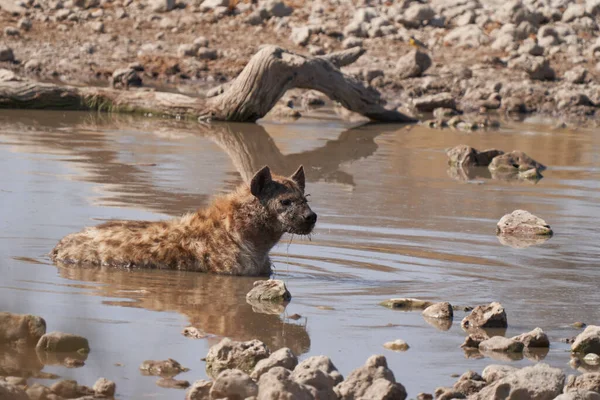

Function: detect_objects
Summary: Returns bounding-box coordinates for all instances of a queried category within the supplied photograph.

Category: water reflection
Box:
[55,263,311,356]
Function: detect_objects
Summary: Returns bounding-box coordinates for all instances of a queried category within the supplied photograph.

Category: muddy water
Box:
[1,109,599,398]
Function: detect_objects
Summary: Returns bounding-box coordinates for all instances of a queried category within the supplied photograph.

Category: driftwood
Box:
[0,46,415,123]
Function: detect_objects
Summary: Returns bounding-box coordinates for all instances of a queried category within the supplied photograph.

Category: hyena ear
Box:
[290,165,305,192]
[250,165,272,198]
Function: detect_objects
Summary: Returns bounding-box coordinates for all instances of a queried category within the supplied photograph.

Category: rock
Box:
[150,0,175,12]
[26,383,53,400]
[335,355,407,400]
[110,68,142,89]
[4,27,19,36]
[417,393,433,400]
[295,356,343,386]
[433,108,458,119]
[0,381,28,400]
[403,4,435,25]
[574,322,588,329]
[257,367,316,400]
[50,380,93,398]
[193,36,209,47]
[251,348,298,380]
[422,302,453,320]
[461,333,487,349]
[446,145,504,168]
[0,46,15,62]
[292,366,337,400]
[396,49,432,79]
[264,0,293,18]
[197,47,218,60]
[210,369,258,399]
[444,24,489,48]
[265,104,301,121]
[36,332,89,353]
[472,363,564,400]
[24,59,42,72]
[584,353,600,365]
[383,339,409,351]
[563,4,587,22]
[461,302,507,330]
[556,91,594,109]
[206,338,270,378]
[0,312,46,346]
[565,66,589,84]
[453,371,486,396]
[496,210,553,236]
[435,387,466,400]
[512,327,550,348]
[555,390,600,400]
[92,378,115,397]
[156,378,190,389]
[573,326,600,355]
[200,0,228,11]
[424,316,453,331]
[380,298,433,311]
[342,38,363,49]
[246,280,291,303]
[564,373,600,392]
[508,55,555,81]
[139,359,188,377]
[186,380,212,400]
[290,27,311,46]
[482,364,518,383]
[17,18,32,31]
[518,39,544,56]
[343,21,368,38]
[178,43,200,58]
[413,93,456,112]
[90,21,104,33]
[479,336,524,353]
[489,151,546,174]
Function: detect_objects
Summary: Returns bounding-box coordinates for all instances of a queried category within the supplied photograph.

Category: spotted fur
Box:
[50,166,316,276]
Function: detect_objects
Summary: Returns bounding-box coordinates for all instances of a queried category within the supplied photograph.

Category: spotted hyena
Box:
[50,166,317,276]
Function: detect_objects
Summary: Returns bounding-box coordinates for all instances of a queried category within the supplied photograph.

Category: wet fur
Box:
[50,166,315,276]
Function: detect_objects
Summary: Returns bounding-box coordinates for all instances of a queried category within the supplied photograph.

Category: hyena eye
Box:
[280,199,292,206]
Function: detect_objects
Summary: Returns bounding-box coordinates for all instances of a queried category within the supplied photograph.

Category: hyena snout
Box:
[303,210,317,225]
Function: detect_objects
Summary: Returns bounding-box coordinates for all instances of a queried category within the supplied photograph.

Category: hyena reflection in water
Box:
[51,166,316,276]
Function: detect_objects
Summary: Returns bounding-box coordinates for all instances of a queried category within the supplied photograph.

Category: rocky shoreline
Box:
[2,0,600,125]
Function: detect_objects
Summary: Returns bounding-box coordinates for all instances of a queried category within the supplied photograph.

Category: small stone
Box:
[508,55,555,81]
[193,36,209,47]
[294,356,343,386]
[17,18,32,31]
[574,322,588,329]
[90,21,104,33]
[403,4,435,26]
[93,378,116,397]
[182,326,207,339]
[383,339,409,351]
[461,302,507,330]
[246,280,291,302]
[422,302,453,320]
[50,380,93,398]
[264,0,293,18]
[413,93,456,112]
[417,393,433,400]
[150,0,175,12]
[3,27,19,36]
[335,355,407,400]
[178,43,200,58]
[496,210,553,236]
[573,326,600,355]
[565,66,589,84]
[205,338,270,378]
[342,37,363,49]
[482,364,518,383]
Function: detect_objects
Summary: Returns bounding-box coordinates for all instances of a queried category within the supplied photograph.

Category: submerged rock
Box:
[246,280,291,302]
[36,332,89,354]
[488,151,546,174]
[383,339,409,351]
[210,369,258,399]
[422,302,453,320]
[478,336,524,353]
[471,363,564,399]
[461,302,507,330]
[496,210,553,236]
[512,327,550,348]
[0,312,46,346]
[205,338,270,378]
[497,234,552,248]
[380,298,433,310]
[139,358,189,377]
[182,326,207,339]
[413,93,456,113]
[446,145,504,168]
[335,355,407,400]
[50,380,94,398]
[156,378,190,389]
[573,326,600,355]
[251,348,298,380]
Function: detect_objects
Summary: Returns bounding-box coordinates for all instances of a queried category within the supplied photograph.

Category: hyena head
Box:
[250,165,317,235]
